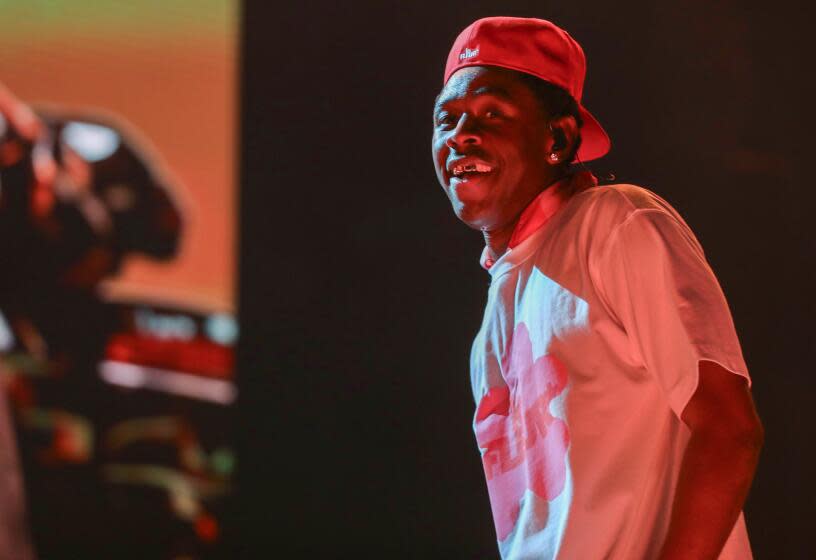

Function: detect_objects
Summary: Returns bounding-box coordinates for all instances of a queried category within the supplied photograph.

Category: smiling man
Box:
[432,18,763,559]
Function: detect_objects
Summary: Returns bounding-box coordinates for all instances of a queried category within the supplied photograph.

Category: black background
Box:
[235,1,813,557]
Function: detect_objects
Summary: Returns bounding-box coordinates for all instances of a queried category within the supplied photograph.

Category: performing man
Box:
[431,17,763,559]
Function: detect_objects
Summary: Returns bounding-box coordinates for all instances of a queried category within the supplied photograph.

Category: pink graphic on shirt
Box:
[475,322,569,541]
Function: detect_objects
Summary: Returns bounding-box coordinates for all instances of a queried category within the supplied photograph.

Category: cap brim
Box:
[576,104,610,162]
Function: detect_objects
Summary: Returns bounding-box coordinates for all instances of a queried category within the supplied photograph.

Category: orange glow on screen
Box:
[0,1,238,311]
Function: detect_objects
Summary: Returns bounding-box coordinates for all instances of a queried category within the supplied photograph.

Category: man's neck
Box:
[482,173,566,261]
[482,222,516,264]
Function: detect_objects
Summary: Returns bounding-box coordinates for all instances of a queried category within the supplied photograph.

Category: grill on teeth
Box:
[452,162,492,176]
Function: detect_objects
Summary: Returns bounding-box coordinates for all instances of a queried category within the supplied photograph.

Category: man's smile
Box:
[447,156,495,182]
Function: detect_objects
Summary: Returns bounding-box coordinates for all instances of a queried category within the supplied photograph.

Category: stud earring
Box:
[549,152,560,162]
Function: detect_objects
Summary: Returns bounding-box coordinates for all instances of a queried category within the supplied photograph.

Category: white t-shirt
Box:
[470,174,753,559]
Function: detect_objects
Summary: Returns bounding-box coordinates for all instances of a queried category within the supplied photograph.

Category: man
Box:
[431,17,763,559]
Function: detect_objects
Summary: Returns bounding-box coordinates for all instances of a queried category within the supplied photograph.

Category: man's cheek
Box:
[431,133,445,155]
[434,165,448,190]
[432,150,449,186]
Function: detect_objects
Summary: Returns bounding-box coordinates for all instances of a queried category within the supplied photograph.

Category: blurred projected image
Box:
[0,3,236,559]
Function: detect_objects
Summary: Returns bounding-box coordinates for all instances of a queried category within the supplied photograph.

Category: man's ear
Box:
[546,114,579,162]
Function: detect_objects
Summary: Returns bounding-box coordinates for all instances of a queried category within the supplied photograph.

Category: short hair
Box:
[515,72,584,163]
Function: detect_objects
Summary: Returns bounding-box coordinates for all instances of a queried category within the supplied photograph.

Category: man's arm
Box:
[658,360,763,560]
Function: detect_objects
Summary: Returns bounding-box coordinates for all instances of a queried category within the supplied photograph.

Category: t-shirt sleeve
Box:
[591,208,750,418]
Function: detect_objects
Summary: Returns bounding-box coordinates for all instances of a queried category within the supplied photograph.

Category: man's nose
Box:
[446,113,481,149]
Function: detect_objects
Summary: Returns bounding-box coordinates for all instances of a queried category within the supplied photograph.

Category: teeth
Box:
[451,162,493,177]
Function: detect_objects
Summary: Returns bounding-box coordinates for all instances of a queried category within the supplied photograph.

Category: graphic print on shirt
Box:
[474,322,569,541]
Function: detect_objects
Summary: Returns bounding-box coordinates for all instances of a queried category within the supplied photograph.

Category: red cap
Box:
[444,17,610,162]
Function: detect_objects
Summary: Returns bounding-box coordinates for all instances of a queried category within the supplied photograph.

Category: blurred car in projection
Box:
[97,297,238,558]
[2,296,238,559]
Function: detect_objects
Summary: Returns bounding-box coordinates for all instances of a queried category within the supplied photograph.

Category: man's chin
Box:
[452,200,492,231]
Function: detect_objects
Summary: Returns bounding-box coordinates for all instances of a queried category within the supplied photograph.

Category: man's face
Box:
[432,66,553,232]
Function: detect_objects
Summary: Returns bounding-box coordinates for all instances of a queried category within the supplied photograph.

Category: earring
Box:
[549,152,560,162]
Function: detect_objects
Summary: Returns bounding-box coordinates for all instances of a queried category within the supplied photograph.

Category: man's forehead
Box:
[435,66,524,109]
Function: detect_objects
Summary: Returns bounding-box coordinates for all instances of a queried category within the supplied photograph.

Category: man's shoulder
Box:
[567,183,682,230]
[543,183,690,257]
[577,183,673,212]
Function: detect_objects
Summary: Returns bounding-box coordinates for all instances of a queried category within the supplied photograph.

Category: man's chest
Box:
[474,265,592,381]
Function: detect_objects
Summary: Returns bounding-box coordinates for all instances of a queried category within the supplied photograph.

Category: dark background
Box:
[235,1,813,557]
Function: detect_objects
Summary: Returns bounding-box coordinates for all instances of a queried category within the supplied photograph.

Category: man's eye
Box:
[485,110,502,119]
[436,114,456,127]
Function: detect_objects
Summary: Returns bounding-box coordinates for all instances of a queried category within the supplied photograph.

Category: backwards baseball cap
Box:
[444,17,610,162]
